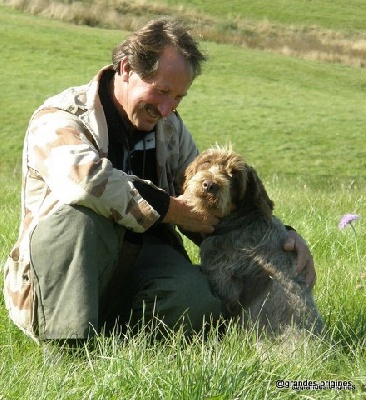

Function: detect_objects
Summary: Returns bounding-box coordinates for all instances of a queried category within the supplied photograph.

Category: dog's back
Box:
[201,212,324,335]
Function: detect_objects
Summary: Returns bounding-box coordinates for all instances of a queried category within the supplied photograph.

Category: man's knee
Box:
[31,205,123,280]
[131,267,223,334]
[29,204,124,340]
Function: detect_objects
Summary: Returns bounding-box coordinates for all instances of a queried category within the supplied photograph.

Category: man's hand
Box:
[162,195,220,233]
[284,230,316,288]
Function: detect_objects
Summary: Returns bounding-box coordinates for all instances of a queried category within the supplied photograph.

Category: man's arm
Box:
[27,108,167,233]
[284,230,316,288]
[163,195,220,233]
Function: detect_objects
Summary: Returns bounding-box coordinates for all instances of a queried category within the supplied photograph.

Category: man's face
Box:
[116,46,194,131]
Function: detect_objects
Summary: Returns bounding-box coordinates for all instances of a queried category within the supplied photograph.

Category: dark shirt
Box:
[98,69,170,242]
[99,69,156,180]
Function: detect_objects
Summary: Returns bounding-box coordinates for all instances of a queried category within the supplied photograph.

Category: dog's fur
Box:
[182,146,324,336]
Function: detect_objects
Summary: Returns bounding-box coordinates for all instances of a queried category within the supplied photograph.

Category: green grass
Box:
[179,41,366,178]
[0,5,366,399]
[160,0,366,31]
[2,322,361,399]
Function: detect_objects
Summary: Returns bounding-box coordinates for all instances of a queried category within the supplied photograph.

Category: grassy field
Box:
[3,0,366,68]
[0,4,365,399]
[160,0,366,30]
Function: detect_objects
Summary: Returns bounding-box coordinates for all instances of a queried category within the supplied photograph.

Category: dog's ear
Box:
[231,168,248,205]
[180,158,197,194]
[238,165,274,219]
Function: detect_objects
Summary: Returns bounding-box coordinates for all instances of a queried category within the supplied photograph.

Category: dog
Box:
[182,146,324,336]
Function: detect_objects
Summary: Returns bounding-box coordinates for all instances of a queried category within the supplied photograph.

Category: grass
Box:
[179,41,366,178]
[1,322,357,399]
[3,0,366,68]
[159,0,366,31]
[0,4,366,399]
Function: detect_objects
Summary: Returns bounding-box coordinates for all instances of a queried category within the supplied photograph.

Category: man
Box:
[4,17,315,344]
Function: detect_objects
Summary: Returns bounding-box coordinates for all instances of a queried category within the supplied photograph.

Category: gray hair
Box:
[112,17,207,80]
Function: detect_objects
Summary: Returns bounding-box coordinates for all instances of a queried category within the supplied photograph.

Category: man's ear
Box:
[120,57,132,81]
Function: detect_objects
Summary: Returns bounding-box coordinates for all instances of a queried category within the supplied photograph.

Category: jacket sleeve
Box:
[155,110,199,197]
[25,108,165,233]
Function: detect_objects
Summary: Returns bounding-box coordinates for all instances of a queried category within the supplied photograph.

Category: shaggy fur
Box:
[182,146,324,336]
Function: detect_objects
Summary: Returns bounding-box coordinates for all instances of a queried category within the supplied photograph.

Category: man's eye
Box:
[157,89,168,95]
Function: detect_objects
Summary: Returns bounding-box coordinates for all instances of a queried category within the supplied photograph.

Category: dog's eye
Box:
[198,161,211,170]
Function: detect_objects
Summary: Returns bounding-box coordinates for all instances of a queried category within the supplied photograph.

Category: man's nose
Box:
[158,98,178,117]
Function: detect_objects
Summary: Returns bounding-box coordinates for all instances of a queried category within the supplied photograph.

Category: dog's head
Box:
[182,146,274,219]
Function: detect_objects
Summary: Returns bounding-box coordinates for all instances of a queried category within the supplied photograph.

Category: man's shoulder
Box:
[32,67,111,121]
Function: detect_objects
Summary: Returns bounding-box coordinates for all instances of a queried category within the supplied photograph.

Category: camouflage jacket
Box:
[3,65,199,341]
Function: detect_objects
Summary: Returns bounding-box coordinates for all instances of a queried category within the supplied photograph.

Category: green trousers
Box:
[30,205,223,340]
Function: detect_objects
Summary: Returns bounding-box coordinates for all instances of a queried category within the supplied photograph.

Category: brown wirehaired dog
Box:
[182,146,324,336]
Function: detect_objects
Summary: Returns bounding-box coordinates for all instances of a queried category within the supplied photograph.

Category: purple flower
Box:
[338,214,360,229]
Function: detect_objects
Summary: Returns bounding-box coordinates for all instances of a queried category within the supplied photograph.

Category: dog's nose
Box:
[202,180,218,193]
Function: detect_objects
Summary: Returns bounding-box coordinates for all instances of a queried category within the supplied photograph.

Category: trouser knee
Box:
[131,271,223,335]
[30,204,124,340]
[127,236,224,335]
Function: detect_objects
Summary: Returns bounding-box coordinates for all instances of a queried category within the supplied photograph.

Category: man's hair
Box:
[112,17,207,80]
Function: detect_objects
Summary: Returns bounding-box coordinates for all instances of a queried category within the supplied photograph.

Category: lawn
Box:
[158,0,366,30]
